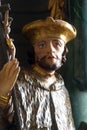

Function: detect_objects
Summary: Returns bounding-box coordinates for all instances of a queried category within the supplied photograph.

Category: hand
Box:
[0,58,20,96]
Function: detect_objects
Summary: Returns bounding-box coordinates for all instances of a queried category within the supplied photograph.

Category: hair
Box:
[62,46,68,64]
[27,43,35,65]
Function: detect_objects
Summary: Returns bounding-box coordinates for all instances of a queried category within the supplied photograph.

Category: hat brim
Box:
[22,17,77,44]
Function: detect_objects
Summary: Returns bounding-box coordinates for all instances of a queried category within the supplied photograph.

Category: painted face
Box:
[33,38,65,71]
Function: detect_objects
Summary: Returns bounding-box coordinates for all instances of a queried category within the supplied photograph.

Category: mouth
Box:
[47,53,57,58]
[47,57,58,62]
[48,56,56,59]
[47,55,61,61]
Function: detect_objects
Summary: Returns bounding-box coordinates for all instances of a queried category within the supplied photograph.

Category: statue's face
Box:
[33,38,65,71]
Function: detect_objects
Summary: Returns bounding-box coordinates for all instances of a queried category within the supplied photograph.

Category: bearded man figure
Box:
[0,17,77,130]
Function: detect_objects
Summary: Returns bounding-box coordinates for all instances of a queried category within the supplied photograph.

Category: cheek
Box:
[35,49,46,60]
[35,49,46,56]
[56,48,64,58]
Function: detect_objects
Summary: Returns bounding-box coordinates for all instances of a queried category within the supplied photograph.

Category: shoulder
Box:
[17,66,37,84]
[18,67,32,82]
[55,72,64,82]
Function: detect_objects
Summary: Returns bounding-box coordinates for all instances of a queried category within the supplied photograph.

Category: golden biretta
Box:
[22,17,77,44]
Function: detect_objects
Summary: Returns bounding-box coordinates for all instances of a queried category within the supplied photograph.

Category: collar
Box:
[32,64,55,77]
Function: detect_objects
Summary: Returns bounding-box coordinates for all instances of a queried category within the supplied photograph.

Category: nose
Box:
[47,41,55,53]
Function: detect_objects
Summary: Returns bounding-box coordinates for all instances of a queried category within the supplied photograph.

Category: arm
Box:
[0,59,20,129]
[0,3,20,129]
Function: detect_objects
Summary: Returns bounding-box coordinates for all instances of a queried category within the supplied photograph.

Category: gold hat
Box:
[22,17,77,44]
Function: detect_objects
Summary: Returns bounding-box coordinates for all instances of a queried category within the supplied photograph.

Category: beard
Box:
[37,56,62,72]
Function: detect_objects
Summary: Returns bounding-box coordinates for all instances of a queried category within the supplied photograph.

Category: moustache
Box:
[39,55,61,61]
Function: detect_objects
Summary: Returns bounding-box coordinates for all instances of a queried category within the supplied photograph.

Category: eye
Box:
[38,41,46,48]
[53,40,62,47]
